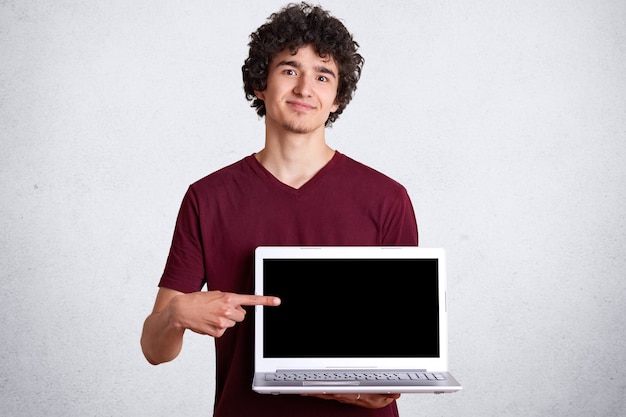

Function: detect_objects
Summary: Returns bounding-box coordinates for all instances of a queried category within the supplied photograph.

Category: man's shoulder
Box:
[336,152,405,189]
[189,154,256,189]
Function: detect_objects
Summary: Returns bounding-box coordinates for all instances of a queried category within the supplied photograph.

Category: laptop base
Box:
[252,370,462,394]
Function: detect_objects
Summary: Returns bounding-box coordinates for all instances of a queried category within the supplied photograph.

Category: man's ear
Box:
[254,90,265,101]
[331,99,339,113]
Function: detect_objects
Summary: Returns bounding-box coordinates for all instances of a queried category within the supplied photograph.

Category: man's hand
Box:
[169,291,281,338]
[141,288,280,365]
[302,393,401,409]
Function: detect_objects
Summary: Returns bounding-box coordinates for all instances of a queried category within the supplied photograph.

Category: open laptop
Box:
[252,246,462,394]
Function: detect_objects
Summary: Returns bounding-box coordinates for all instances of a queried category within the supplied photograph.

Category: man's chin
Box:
[281,121,312,134]
[281,117,328,134]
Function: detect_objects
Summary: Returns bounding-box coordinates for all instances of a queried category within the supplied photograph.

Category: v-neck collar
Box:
[248,151,342,197]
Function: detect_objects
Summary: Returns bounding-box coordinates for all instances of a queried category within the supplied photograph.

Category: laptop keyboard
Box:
[265,372,446,381]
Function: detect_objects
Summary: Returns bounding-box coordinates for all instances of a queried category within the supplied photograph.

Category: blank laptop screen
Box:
[262,258,440,358]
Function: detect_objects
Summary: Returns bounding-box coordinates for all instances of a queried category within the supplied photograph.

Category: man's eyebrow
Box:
[275,60,336,79]
[276,60,300,69]
[315,65,336,79]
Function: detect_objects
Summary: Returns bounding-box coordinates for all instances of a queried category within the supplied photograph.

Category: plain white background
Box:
[1,0,625,415]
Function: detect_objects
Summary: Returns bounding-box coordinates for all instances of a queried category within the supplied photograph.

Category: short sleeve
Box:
[158,186,206,293]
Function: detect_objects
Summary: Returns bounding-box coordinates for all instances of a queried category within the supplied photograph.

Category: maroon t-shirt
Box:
[159,152,418,417]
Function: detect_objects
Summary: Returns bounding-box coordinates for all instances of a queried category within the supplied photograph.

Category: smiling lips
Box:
[287,100,316,111]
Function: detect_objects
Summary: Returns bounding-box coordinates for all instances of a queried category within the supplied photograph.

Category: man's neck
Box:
[256,127,335,189]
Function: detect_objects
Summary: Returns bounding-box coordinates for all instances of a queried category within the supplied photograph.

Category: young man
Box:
[141,3,418,416]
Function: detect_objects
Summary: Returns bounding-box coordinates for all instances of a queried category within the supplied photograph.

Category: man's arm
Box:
[141,287,186,365]
[141,287,281,365]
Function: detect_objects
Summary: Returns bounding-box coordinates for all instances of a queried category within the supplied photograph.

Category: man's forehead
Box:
[272,45,337,68]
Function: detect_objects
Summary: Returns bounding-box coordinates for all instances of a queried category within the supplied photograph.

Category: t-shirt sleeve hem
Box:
[158,271,205,294]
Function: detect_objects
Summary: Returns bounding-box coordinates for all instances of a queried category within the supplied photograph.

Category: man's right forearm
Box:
[141,307,185,365]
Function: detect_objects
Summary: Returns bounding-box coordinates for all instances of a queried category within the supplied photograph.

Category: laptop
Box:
[252,246,462,394]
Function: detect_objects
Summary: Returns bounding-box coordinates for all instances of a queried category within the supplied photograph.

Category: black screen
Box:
[262,258,440,358]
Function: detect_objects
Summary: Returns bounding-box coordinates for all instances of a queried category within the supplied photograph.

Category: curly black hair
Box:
[242,2,364,126]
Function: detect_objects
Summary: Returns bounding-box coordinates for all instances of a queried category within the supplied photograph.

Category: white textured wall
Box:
[1,1,625,415]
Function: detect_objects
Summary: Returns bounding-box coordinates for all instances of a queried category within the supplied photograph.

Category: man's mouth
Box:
[287,101,315,111]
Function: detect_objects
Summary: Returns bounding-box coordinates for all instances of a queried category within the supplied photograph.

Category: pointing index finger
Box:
[236,294,281,307]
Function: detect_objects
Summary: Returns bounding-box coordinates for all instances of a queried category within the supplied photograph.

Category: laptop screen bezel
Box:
[254,246,449,372]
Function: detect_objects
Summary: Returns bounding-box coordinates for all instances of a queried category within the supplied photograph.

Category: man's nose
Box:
[293,76,313,96]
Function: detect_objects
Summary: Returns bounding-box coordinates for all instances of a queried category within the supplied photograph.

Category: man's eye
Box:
[284,69,296,75]
[318,76,328,82]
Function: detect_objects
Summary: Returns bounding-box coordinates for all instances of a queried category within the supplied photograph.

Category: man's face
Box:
[255,44,340,135]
